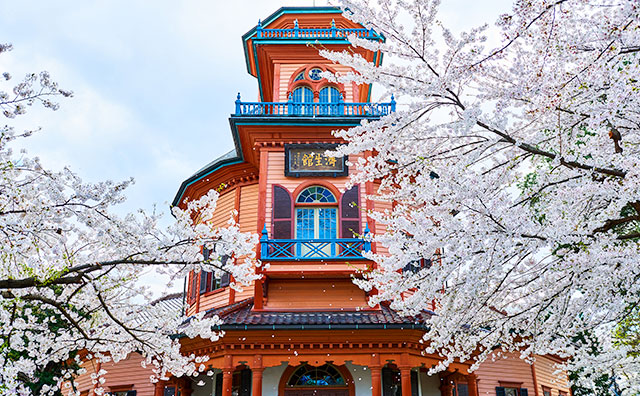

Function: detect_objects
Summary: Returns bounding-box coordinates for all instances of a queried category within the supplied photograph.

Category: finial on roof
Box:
[331,19,336,28]
[294,19,299,28]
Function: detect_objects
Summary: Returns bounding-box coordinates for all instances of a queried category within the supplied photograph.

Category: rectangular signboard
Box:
[284,143,348,177]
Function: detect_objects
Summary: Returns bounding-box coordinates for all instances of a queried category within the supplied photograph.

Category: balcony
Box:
[260,224,371,261]
[234,94,395,118]
[255,19,384,41]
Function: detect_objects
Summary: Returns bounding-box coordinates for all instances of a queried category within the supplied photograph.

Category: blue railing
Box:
[234,94,395,117]
[255,19,383,41]
[260,224,371,260]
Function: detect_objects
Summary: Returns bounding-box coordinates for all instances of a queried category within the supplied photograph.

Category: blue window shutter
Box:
[496,387,506,396]
[520,389,529,396]
[126,391,137,396]
[220,255,230,287]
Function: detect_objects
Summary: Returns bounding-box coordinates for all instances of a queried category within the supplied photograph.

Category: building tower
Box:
[74,7,571,396]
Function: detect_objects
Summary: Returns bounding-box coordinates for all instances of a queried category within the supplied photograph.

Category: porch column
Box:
[468,374,478,396]
[371,353,382,396]
[252,355,263,396]
[440,382,453,396]
[400,367,412,396]
[153,381,165,396]
[222,355,233,396]
[370,366,382,396]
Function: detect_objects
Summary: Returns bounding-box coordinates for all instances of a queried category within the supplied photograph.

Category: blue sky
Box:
[0,0,511,293]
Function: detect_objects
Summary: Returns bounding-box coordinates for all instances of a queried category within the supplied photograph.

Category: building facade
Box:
[75,7,571,396]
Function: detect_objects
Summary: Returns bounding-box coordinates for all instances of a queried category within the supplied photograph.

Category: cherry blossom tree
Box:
[322,0,640,393]
[0,43,259,396]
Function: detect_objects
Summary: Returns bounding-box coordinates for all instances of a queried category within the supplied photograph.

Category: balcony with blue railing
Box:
[234,93,395,118]
[260,224,371,261]
[255,19,384,41]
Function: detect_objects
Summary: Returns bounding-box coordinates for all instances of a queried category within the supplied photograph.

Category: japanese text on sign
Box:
[289,149,342,172]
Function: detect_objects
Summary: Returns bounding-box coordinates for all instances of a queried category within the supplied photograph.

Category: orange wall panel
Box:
[239,184,259,233]
[199,289,231,312]
[102,353,155,396]
[534,356,570,396]
[475,352,536,396]
[265,279,367,310]
[69,359,99,393]
[235,284,255,301]
[211,190,236,228]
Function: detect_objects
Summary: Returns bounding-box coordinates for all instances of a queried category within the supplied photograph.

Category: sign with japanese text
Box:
[284,144,348,177]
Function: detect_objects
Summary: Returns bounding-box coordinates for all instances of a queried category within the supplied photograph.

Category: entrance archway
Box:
[279,363,355,396]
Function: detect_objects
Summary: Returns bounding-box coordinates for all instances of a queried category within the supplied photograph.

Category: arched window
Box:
[297,185,337,203]
[287,364,346,387]
[295,186,337,245]
[291,86,314,115]
[319,86,340,103]
[319,86,341,115]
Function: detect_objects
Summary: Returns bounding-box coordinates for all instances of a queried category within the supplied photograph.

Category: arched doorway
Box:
[281,364,354,396]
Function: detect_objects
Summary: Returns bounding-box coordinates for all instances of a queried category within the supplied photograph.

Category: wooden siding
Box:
[277,63,304,101]
[264,150,366,236]
[534,356,570,396]
[239,184,259,233]
[101,353,155,396]
[69,359,99,393]
[371,197,392,256]
[199,288,231,311]
[235,284,255,301]
[211,190,236,228]
[186,302,198,317]
[264,279,367,309]
[475,352,535,396]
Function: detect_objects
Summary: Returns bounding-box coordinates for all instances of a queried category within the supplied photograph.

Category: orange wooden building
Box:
[76,7,571,396]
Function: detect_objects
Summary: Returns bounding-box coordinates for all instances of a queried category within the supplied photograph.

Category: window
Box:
[403,258,432,273]
[455,384,469,396]
[291,86,313,115]
[297,185,337,203]
[308,68,323,80]
[106,390,136,396]
[198,252,230,295]
[319,86,341,115]
[295,186,338,257]
[319,86,340,103]
[288,364,346,387]
[542,387,551,396]
[295,186,337,239]
[496,386,529,396]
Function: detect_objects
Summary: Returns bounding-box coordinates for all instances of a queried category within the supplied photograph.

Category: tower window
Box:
[291,86,314,115]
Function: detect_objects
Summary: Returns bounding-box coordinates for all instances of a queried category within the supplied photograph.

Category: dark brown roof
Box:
[191,298,430,331]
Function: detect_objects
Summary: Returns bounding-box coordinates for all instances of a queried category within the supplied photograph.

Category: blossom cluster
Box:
[325,0,640,393]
